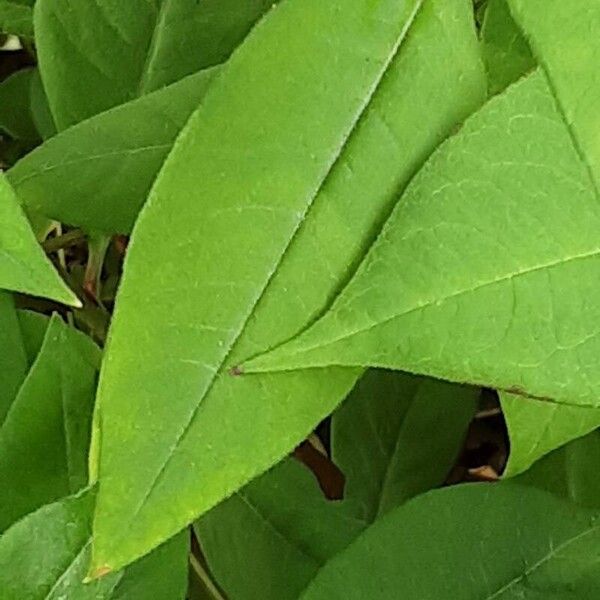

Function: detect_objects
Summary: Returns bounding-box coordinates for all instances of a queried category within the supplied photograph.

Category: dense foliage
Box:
[1,0,600,598]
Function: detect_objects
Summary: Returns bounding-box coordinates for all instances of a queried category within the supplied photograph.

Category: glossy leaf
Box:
[246,68,600,408]
[0,68,39,141]
[516,430,600,510]
[197,459,365,600]
[481,0,534,95]
[34,0,275,129]
[0,489,189,600]
[92,0,485,573]
[0,315,100,532]
[9,67,217,233]
[0,173,79,305]
[0,291,27,423]
[502,392,600,477]
[332,370,477,519]
[0,0,33,37]
[302,483,600,599]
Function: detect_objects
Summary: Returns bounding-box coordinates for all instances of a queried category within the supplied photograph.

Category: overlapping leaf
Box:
[0,489,189,599]
[0,173,79,305]
[35,0,276,129]
[301,484,600,599]
[0,315,99,531]
[196,370,476,599]
[8,67,217,233]
[246,64,600,408]
[91,0,485,573]
[0,0,33,38]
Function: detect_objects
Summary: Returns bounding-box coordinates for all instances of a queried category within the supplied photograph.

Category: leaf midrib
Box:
[110,0,426,546]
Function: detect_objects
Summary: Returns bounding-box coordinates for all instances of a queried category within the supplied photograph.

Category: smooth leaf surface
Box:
[0,315,100,532]
[516,430,600,510]
[197,459,365,600]
[302,483,600,599]
[332,370,477,519]
[502,392,600,477]
[9,67,217,233]
[481,0,534,95]
[35,0,275,129]
[29,68,56,140]
[0,291,27,423]
[0,68,39,141]
[0,173,79,305]
[245,68,600,408]
[0,489,189,600]
[16,308,49,364]
[0,0,33,37]
[92,0,485,573]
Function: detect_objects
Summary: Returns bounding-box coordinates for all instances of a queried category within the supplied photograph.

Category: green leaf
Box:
[17,308,50,364]
[301,483,600,599]
[0,314,100,532]
[197,459,365,600]
[0,489,189,600]
[245,67,600,408]
[509,0,600,190]
[0,291,27,423]
[8,67,217,234]
[0,68,39,141]
[0,0,33,38]
[29,68,57,140]
[91,0,485,573]
[502,392,600,477]
[0,173,79,305]
[34,0,275,130]
[480,0,534,95]
[333,370,478,519]
[516,430,600,510]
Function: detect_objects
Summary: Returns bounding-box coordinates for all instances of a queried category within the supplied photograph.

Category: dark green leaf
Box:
[9,67,217,233]
[0,68,39,140]
[0,0,33,38]
[302,483,600,599]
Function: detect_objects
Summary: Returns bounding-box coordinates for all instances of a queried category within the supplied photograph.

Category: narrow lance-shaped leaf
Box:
[0,291,27,424]
[197,459,365,600]
[502,392,600,477]
[16,308,50,364]
[0,173,79,306]
[91,0,486,574]
[245,68,600,408]
[89,0,485,567]
[8,67,218,234]
[301,483,600,599]
[34,0,276,129]
[0,489,189,600]
[332,370,478,520]
[0,315,100,532]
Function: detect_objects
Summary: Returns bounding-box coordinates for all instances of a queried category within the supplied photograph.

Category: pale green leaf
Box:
[302,483,600,599]
[0,291,27,423]
[516,429,600,510]
[8,67,217,233]
[502,392,600,477]
[0,173,79,305]
[197,459,365,600]
[34,0,275,130]
[333,370,477,519]
[0,489,189,600]
[0,0,33,37]
[0,315,100,532]
[245,68,600,408]
[91,0,485,573]
[0,68,39,141]
[481,0,534,95]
